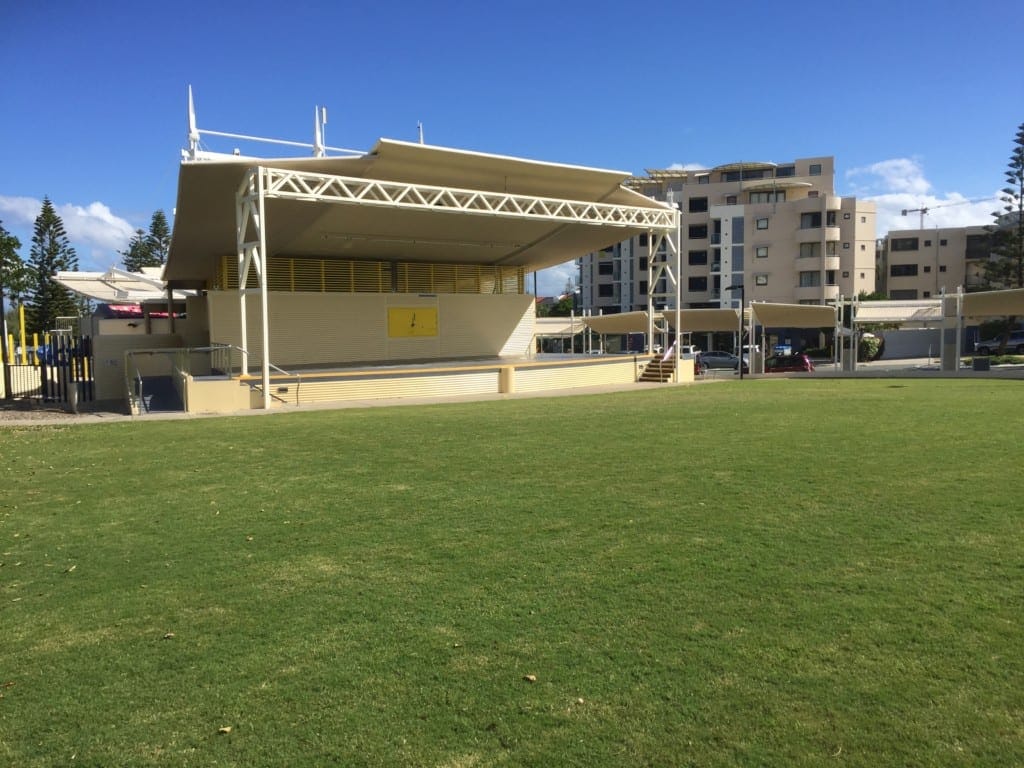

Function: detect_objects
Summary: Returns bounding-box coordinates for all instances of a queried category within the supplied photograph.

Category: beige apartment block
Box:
[578,156,877,313]
[879,225,992,299]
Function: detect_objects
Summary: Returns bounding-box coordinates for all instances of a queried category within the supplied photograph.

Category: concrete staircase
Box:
[638,358,676,383]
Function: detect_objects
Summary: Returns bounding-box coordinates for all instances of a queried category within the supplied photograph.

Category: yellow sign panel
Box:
[388,307,438,338]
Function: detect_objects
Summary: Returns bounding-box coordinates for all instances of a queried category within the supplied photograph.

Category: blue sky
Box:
[2,0,1022,295]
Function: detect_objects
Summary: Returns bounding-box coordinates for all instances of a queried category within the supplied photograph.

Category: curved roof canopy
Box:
[164,139,673,289]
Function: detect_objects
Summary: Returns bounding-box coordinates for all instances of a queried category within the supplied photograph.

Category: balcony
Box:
[825,255,841,271]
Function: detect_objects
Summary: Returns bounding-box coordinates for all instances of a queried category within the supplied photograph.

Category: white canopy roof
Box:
[165,138,674,289]
[961,288,1024,318]
[750,302,836,328]
[55,267,193,303]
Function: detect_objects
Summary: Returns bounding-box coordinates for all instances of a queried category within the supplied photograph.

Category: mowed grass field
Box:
[1,379,1022,766]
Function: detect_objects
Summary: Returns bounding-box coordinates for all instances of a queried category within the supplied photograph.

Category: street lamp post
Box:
[726,283,745,379]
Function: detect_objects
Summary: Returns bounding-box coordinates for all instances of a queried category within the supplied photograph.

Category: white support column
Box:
[236,172,253,377]
[257,168,271,409]
[672,220,681,383]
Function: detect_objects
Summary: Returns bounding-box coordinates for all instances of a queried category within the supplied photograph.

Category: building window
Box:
[775,165,795,178]
[923,265,931,273]
[688,276,708,291]
[842,271,850,278]
[809,163,822,176]
[697,174,710,185]
[688,250,708,265]
[755,246,768,258]
[755,274,768,286]
[725,195,737,204]
[689,197,709,213]
[808,191,819,198]
[826,270,837,285]
[639,281,648,295]
[923,291,931,298]
[891,237,919,251]
[800,212,822,229]
[598,284,614,297]
[890,264,919,277]
[688,224,708,239]
[749,191,786,204]
[826,211,837,226]
[843,242,850,249]
[940,239,947,246]
[638,234,649,246]
[799,271,821,287]
[939,265,947,272]
[844,212,851,219]
[924,239,932,247]
[639,257,648,271]
[826,241,837,255]
[890,289,919,300]
[861,244,866,251]
[598,261,614,275]
[800,242,820,258]
[755,217,769,230]
[861,216,867,223]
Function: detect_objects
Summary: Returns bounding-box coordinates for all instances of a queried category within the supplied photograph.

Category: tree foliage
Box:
[984,122,1024,290]
[1,219,27,360]
[121,209,171,271]
[26,197,79,334]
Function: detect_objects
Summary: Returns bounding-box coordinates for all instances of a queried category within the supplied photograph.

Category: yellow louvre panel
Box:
[455,265,481,294]
[323,259,353,292]
[291,258,324,291]
[353,261,390,292]
[399,263,432,293]
[266,258,292,291]
[431,264,457,294]
[218,255,263,290]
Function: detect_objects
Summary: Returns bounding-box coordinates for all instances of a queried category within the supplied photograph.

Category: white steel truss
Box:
[646,227,684,379]
[260,166,678,229]
[236,165,681,407]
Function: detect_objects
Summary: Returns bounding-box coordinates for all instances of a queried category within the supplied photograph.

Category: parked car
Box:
[974,330,1024,355]
[696,350,749,373]
[764,354,815,373]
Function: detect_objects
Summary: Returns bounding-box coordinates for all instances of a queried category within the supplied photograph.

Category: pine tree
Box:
[120,228,152,272]
[26,197,79,334]
[145,210,171,265]
[982,122,1024,351]
[985,122,1024,290]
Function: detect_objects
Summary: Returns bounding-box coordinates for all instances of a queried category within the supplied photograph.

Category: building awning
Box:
[962,288,1024,318]
[853,301,942,326]
[535,317,585,338]
[165,138,674,289]
[55,267,193,303]
[663,308,740,332]
[750,302,836,328]
[582,311,654,335]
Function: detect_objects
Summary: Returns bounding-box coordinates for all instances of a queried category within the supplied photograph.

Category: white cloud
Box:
[534,262,578,298]
[844,158,1000,235]
[0,195,136,270]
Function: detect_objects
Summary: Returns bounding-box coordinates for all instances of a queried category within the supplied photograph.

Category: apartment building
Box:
[578,156,877,313]
[879,225,994,298]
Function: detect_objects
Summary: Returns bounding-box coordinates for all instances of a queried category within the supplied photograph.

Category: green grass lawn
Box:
[2,379,1022,766]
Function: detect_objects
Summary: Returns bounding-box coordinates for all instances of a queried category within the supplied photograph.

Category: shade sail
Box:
[165,138,674,288]
[55,267,193,303]
[662,308,740,332]
[961,288,1024,318]
[582,311,654,334]
[750,302,836,328]
[853,301,942,325]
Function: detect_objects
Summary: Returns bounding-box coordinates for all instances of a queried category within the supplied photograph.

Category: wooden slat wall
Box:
[206,291,535,368]
[513,359,638,393]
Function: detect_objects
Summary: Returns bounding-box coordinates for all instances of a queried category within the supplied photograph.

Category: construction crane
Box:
[900,196,996,229]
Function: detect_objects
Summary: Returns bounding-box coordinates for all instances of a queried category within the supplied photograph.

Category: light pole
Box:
[726,283,745,379]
